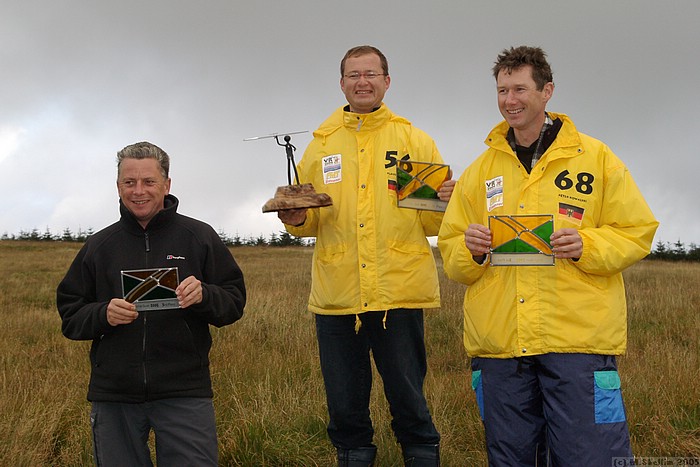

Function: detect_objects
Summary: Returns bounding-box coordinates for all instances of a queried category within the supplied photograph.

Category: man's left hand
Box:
[176,275,203,308]
[438,179,456,201]
[550,228,582,259]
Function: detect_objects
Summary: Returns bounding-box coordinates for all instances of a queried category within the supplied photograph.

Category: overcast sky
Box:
[2,0,697,245]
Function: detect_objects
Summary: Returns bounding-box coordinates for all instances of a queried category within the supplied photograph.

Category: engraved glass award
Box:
[489,215,555,266]
[395,160,450,212]
[121,267,180,311]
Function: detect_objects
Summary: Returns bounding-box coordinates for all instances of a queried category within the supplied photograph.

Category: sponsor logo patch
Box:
[322,154,342,184]
[485,176,504,212]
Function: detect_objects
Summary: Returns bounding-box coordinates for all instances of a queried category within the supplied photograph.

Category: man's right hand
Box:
[278,208,308,227]
[106,298,138,326]
[464,224,492,263]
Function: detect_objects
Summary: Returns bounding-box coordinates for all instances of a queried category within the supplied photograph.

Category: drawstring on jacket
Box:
[354,311,389,334]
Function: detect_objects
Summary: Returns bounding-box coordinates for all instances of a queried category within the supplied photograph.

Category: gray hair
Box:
[116,141,170,179]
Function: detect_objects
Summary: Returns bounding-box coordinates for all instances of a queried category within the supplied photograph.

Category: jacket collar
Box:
[486,112,582,156]
[313,103,412,141]
[342,103,391,133]
[119,194,179,234]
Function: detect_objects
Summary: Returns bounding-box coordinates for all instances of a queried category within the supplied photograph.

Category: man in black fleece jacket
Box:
[57,141,246,466]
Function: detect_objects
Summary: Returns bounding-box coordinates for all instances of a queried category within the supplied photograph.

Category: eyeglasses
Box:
[343,72,386,81]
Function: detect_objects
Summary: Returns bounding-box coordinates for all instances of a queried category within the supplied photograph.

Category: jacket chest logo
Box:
[486,176,504,212]
[323,154,342,184]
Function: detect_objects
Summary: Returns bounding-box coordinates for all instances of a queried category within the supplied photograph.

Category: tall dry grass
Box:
[0,242,698,465]
[621,261,700,455]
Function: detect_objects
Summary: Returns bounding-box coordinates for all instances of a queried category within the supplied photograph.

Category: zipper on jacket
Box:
[142,314,148,396]
[142,232,150,396]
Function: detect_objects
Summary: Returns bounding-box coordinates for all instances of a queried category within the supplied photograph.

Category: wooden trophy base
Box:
[262,183,333,213]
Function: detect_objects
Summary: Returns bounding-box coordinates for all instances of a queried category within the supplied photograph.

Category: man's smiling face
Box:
[117,158,171,229]
[340,53,390,114]
[496,65,553,144]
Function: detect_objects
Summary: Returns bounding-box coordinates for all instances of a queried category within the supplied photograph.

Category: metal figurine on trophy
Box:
[244,131,333,213]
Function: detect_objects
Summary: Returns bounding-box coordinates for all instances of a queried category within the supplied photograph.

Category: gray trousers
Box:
[90,398,217,467]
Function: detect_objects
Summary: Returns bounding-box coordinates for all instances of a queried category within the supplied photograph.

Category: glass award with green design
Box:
[396,160,450,212]
[489,215,555,266]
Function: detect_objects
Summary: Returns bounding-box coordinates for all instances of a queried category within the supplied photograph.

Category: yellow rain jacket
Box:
[438,113,658,358]
[286,104,445,315]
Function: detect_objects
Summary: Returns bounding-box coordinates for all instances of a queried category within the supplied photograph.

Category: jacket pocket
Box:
[559,259,607,291]
[316,242,347,263]
[388,239,430,255]
[465,267,500,301]
[593,370,626,424]
[386,240,437,301]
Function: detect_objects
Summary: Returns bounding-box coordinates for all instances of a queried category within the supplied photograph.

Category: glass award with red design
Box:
[121,267,180,311]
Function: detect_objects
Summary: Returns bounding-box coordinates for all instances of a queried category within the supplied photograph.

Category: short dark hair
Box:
[340,45,389,77]
[117,141,170,179]
[492,46,553,90]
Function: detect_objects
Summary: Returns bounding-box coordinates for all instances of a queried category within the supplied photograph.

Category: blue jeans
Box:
[315,309,440,449]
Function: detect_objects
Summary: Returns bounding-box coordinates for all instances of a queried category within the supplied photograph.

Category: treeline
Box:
[217,230,313,247]
[0,227,312,248]
[3,228,700,261]
[648,240,700,261]
[1,227,96,242]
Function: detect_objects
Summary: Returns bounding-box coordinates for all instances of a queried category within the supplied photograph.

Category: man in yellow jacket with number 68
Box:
[438,46,658,465]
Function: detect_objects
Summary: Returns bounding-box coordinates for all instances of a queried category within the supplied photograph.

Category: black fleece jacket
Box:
[57,194,246,402]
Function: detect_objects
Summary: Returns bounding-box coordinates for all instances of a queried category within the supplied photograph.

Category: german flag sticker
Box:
[558,202,584,226]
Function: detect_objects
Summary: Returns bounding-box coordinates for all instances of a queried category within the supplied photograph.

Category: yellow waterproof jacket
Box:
[286,104,445,315]
[438,113,658,358]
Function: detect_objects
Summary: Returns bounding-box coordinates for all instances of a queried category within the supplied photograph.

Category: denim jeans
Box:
[315,309,440,449]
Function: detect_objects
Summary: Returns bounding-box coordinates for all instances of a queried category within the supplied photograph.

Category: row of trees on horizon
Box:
[1,227,312,248]
[2,227,699,261]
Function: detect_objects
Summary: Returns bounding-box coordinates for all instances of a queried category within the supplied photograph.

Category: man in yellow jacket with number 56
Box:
[279,45,455,466]
[438,46,658,465]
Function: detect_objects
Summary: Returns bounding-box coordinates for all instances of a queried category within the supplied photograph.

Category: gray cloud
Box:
[1,0,697,244]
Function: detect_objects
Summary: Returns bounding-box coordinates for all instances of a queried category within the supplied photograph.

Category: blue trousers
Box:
[315,310,440,449]
[471,353,633,466]
[90,398,217,466]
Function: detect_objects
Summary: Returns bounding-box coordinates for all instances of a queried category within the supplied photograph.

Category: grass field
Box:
[0,242,698,465]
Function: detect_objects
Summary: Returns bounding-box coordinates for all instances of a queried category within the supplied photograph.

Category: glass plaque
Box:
[489,215,554,266]
[121,267,180,311]
[396,160,450,212]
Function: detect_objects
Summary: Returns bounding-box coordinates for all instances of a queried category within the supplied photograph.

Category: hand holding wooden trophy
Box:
[245,131,332,213]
